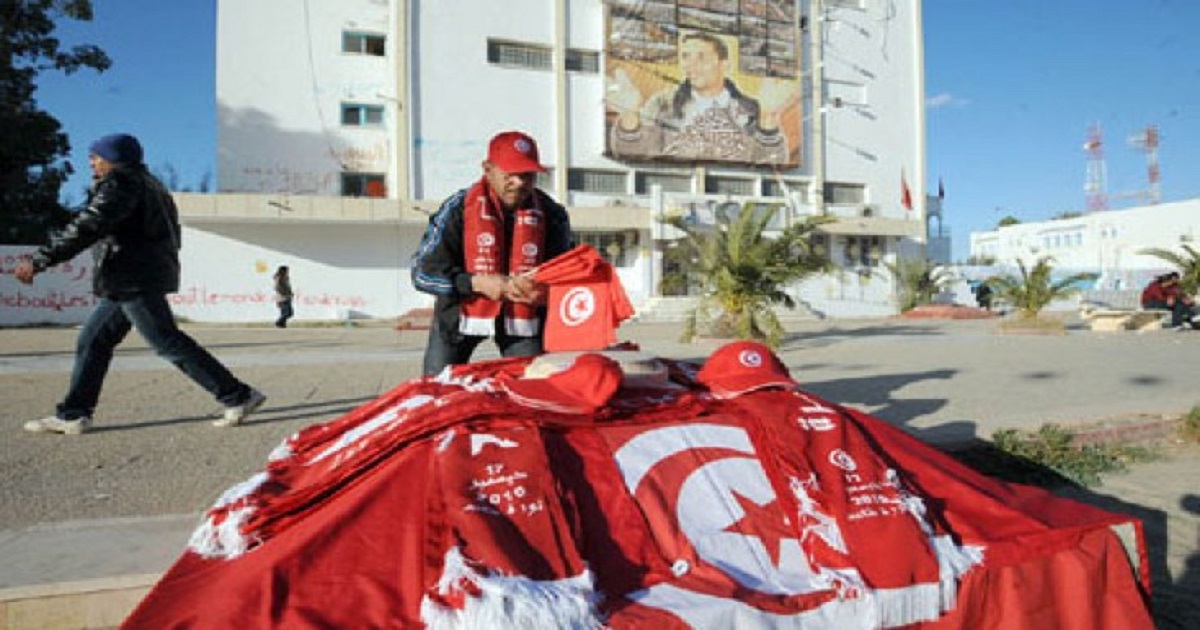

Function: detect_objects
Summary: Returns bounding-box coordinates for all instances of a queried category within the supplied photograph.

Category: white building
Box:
[110,0,930,324]
[968,199,1200,291]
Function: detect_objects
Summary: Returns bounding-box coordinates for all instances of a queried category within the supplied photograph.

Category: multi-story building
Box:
[968,199,1200,291]
[173,0,930,323]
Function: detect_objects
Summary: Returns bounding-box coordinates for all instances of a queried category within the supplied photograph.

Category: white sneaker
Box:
[24,415,91,435]
[214,389,266,427]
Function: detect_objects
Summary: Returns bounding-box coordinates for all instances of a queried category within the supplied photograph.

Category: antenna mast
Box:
[1083,122,1108,212]
[1127,125,1161,205]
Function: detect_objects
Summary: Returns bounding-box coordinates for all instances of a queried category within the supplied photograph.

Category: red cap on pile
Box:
[697,341,796,399]
[500,353,623,414]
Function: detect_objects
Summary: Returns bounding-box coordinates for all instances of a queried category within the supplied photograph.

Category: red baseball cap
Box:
[697,341,796,399]
[487,130,547,174]
[500,353,623,414]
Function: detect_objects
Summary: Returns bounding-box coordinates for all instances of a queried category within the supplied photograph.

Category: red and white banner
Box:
[123,344,1152,629]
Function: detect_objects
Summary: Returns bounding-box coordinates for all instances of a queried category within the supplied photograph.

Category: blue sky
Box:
[35,1,217,204]
[34,1,1200,260]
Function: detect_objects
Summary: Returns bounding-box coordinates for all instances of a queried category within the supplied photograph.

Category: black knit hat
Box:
[89,133,144,165]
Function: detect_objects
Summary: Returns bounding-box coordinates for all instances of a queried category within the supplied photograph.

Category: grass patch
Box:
[1179,406,1200,443]
[987,424,1155,487]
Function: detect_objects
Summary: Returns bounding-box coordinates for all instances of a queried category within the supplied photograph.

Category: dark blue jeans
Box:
[421,315,543,376]
[1143,299,1198,327]
[276,299,294,327]
[57,293,250,419]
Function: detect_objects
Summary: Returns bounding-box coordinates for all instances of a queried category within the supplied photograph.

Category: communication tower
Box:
[1127,125,1161,205]
[1083,122,1108,212]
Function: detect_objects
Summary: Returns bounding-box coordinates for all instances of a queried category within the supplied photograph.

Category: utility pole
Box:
[809,0,826,217]
[392,0,410,205]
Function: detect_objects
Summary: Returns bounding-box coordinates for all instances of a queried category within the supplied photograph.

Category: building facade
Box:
[968,199,1200,291]
[197,0,930,322]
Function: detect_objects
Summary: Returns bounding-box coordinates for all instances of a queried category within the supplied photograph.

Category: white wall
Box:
[217,0,394,195]
[171,223,415,323]
[0,247,96,326]
[969,199,1200,289]
[819,1,925,220]
[217,0,926,219]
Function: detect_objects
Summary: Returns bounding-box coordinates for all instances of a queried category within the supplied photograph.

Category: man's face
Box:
[89,154,116,180]
[679,37,726,96]
[483,161,536,209]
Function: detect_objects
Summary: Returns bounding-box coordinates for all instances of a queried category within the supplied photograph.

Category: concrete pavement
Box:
[1,316,1199,628]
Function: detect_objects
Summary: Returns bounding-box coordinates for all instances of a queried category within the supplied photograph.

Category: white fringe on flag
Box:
[421,547,605,630]
[187,471,269,559]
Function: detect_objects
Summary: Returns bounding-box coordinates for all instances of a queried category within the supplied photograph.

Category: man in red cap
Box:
[412,130,573,375]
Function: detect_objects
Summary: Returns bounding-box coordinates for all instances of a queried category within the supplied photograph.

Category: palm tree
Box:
[663,202,831,347]
[1137,244,1200,294]
[987,256,1097,319]
[885,258,954,312]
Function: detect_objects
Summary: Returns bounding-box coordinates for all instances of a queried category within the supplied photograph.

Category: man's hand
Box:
[471,274,509,301]
[504,275,546,305]
[607,68,644,131]
[756,77,798,131]
[14,258,37,285]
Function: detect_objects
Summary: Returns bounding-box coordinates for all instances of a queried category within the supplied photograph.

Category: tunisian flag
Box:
[534,244,634,352]
[122,343,1153,629]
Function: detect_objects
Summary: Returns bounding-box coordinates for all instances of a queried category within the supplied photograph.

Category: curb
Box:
[0,574,156,630]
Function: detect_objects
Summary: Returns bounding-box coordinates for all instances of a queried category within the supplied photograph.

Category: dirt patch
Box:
[897,305,998,320]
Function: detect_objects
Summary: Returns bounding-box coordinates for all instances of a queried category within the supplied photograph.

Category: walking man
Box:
[15,133,266,434]
[273,265,294,328]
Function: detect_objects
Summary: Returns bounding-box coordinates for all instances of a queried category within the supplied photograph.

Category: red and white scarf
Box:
[460,177,546,337]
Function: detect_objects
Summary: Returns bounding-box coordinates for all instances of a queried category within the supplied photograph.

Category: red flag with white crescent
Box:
[122,347,1154,630]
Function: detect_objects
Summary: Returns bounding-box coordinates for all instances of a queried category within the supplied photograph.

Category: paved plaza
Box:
[1,317,1198,628]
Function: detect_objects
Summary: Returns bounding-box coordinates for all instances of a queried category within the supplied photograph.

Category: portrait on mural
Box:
[604,0,803,166]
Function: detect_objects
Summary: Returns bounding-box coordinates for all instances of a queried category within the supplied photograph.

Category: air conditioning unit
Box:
[860,204,879,218]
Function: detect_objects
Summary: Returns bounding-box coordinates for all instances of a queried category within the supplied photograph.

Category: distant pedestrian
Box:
[14,133,266,435]
[974,282,994,311]
[273,265,294,328]
[1141,272,1199,330]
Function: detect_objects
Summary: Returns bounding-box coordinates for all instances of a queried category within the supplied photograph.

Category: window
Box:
[705,176,756,196]
[565,49,600,73]
[343,32,385,56]
[635,172,691,194]
[342,173,386,198]
[843,235,883,267]
[341,104,384,127]
[825,182,865,205]
[763,178,806,200]
[568,169,626,193]
[487,39,600,74]
[574,231,634,267]
[488,39,552,69]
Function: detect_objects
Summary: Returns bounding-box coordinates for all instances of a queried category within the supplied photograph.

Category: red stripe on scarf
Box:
[460,177,546,336]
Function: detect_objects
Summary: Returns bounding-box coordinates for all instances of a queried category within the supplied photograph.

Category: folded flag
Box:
[534,245,634,352]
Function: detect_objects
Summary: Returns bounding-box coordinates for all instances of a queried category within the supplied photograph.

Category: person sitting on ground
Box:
[1140,272,1200,329]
